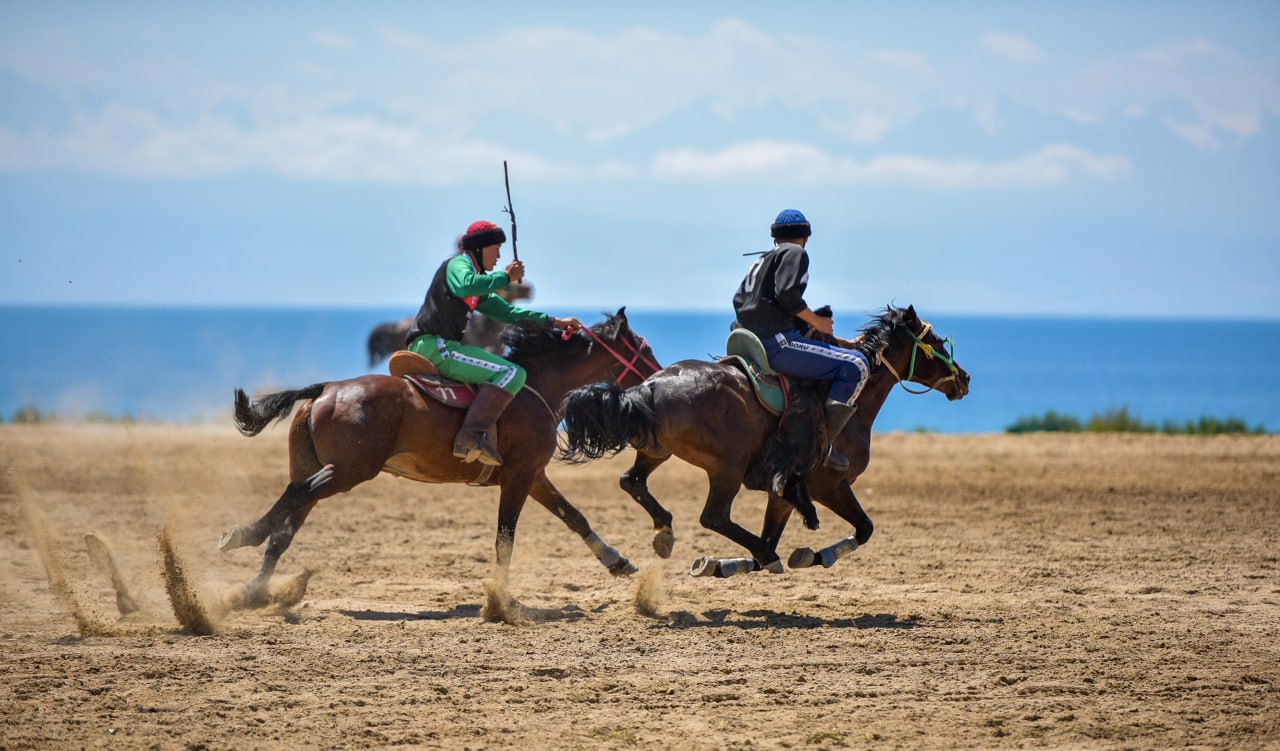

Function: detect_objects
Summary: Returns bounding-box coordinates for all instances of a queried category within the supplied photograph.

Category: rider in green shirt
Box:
[406,220,581,467]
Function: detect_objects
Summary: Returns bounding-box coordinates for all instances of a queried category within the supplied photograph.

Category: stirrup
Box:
[822,444,850,473]
[453,437,503,466]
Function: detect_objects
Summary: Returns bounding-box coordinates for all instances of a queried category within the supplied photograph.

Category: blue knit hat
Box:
[771,209,811,239]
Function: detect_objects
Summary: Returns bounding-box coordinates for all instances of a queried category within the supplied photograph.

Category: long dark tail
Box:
[559,382,658,463]
[233,384,326,437]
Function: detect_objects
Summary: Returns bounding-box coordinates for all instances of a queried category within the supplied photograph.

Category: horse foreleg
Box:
[789,480,873,569]
[690,474,784,577]
[493,477,534,583]
[619,449,676,558]
[219,464,335,552]
[760,493,795,552]
[530,473,636,577]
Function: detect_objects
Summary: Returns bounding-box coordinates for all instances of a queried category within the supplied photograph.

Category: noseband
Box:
[572,325,661,386]
[877,320,960,395]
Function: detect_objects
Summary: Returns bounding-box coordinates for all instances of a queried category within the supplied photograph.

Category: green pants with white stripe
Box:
[407,335,526,396]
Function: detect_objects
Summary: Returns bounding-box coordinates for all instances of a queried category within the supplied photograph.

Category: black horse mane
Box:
[502,312,625,364]
[850,305,910,361]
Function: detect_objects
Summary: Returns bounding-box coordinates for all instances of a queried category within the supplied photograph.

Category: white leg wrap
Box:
[717,557,758,577]
[584,532,621,568]
[818,536,859,568]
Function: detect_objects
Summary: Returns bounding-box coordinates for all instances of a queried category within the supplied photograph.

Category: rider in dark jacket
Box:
[732,209,869,473]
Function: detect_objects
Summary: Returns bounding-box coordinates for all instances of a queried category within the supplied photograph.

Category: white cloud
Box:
[822,110,896,143]
[311,30,353,50]
[0,108,586,184]
[1136,37,1217,67]
[868,50,931,76]
[651,141,1132,188]
[1061,108,1101,126]
[980,32,1047,65]
[378,25,425,50]
[1164,119,1219,150]
[1124,103,1147,119]
[0,14,1273,184]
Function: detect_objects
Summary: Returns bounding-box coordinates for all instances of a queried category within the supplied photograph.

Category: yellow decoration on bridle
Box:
[877,319,959,395]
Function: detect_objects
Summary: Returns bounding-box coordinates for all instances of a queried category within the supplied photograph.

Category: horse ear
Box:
[905,304,917,320]
[615,306,627,321]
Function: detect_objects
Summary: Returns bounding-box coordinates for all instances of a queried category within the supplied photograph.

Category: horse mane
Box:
[851,305,909,361]
[502,312,625,364]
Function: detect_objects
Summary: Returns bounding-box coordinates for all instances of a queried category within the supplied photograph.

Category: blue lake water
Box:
[2,306,1277,433]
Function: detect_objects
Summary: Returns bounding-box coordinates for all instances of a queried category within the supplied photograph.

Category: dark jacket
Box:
[732,243,810,339]
[407,254,546,344]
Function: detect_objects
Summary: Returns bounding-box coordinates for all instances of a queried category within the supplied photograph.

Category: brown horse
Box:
[558,305,970,577]
[221,310,660,604]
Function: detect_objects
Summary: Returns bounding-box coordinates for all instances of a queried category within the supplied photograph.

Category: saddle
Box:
[720,328,787,416]
[387,350,475,409]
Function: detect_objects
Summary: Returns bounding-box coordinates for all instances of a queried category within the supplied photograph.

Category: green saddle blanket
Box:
[721,328,786,416]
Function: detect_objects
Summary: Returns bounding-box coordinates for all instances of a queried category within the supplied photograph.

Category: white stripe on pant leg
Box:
[785,340,871,405]
[443,349,519,390]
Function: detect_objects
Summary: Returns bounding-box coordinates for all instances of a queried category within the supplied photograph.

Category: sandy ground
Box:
[2,423,1278,750]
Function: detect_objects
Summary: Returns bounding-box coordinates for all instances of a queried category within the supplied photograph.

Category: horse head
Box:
[503,308,662,389]
[868,305,970,399]
[575,307,662,388]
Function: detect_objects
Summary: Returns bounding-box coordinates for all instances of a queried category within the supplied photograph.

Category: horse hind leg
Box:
[619,449,675,558]
[788,481,873,570]
[219,464,335,552]
[690,473,785,578]
[782,475,820,531]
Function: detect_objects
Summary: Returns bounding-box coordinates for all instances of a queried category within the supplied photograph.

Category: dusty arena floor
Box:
[2,424,1278,749]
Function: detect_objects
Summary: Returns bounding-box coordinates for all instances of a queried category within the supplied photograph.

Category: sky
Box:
[1,1,1278,319]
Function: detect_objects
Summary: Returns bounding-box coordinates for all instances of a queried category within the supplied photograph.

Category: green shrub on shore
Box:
[5,404,156,425]
[1006,410,1082,433]
[1008,406,1268,435]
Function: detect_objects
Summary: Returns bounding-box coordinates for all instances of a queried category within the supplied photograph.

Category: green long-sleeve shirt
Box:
[407,254,549,344]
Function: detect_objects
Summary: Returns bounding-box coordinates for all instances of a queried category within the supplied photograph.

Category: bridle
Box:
[570,325,662,386]
[876,319,961,395]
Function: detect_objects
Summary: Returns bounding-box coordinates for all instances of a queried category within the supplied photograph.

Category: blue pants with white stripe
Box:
[763,329,871,406]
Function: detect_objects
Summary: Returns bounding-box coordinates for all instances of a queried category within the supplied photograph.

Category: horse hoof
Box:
[225,581,271,610]
[689,557,719,578]
[652,528,675,559]
[788,547,816,569]
[609,558,639,577]
[218,527,245,552]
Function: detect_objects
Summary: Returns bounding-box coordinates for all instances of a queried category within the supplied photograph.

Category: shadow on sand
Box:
[658,609,918,630]
[340,602,591,623]
[341,604,483,622]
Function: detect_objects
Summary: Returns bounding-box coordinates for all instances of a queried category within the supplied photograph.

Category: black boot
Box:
[453,385,515,466]
[821,399,856,473]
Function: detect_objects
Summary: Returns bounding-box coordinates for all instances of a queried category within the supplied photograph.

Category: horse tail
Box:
[233,384,326,437]
[558,382,657,464]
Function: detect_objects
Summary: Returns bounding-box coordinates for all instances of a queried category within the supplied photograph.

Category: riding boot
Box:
[453,385,515,466]
[821,399,857,473]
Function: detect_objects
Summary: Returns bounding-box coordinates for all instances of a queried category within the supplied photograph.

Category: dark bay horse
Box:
[559,305,970,577]
[222,310,660,604]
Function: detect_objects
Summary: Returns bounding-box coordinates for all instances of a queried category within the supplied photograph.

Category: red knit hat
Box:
[459,220,507,251]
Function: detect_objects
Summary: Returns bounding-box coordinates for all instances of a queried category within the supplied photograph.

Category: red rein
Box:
[567,324,660,385]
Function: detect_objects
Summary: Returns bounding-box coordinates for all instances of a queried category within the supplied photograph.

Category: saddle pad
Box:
[725,328,778,375]
[403,374,475,408]
[720,355,785,416]
[388,349,439,378]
